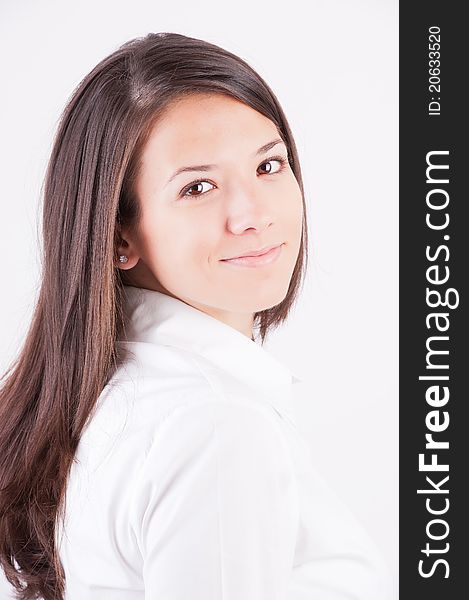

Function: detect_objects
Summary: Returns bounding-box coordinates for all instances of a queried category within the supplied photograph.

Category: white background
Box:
[0,0,398,596]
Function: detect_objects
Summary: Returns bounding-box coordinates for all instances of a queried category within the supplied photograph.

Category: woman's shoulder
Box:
[88,342,216,442]
[77,339,295,485]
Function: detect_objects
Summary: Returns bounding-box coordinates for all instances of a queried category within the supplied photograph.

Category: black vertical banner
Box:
[400,2,467,598]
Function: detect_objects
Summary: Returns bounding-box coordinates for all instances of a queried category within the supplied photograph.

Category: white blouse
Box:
[0,285,394,599]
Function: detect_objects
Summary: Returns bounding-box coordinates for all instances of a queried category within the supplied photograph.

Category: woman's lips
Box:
[219,243,284,267]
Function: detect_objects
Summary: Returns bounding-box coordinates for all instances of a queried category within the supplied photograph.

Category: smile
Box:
[219,243,284,268]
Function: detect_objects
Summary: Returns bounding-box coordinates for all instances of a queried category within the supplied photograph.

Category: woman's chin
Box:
[234,283,290,313]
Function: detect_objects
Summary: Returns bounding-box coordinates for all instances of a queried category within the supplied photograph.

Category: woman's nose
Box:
[224,182,274,235]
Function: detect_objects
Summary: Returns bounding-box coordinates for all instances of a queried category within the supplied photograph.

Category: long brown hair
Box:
[0,32,308,599]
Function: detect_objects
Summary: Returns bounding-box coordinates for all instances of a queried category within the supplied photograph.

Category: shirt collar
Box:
[118,285,302,394]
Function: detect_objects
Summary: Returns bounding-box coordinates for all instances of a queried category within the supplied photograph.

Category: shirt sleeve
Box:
[132,399,300,600]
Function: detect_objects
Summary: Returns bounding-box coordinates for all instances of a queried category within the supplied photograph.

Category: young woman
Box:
[0,32,392,599]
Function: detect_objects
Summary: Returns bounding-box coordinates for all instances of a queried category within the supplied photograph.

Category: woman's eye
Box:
[179,156,287,199]
[257,157,286,175]
[181,180,215,198]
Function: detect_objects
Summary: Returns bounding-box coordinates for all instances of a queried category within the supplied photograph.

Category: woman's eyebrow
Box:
[164,138,285,187]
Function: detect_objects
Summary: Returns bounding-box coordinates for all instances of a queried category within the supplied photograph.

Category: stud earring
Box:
[119,255,128,264]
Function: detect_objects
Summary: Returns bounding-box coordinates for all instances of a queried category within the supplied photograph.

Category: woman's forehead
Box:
[142,96,280,165]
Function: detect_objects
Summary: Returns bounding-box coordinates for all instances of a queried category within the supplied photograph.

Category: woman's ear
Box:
[115,225,140,270]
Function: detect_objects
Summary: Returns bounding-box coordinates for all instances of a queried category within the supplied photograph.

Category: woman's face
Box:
[119,93,303,335]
